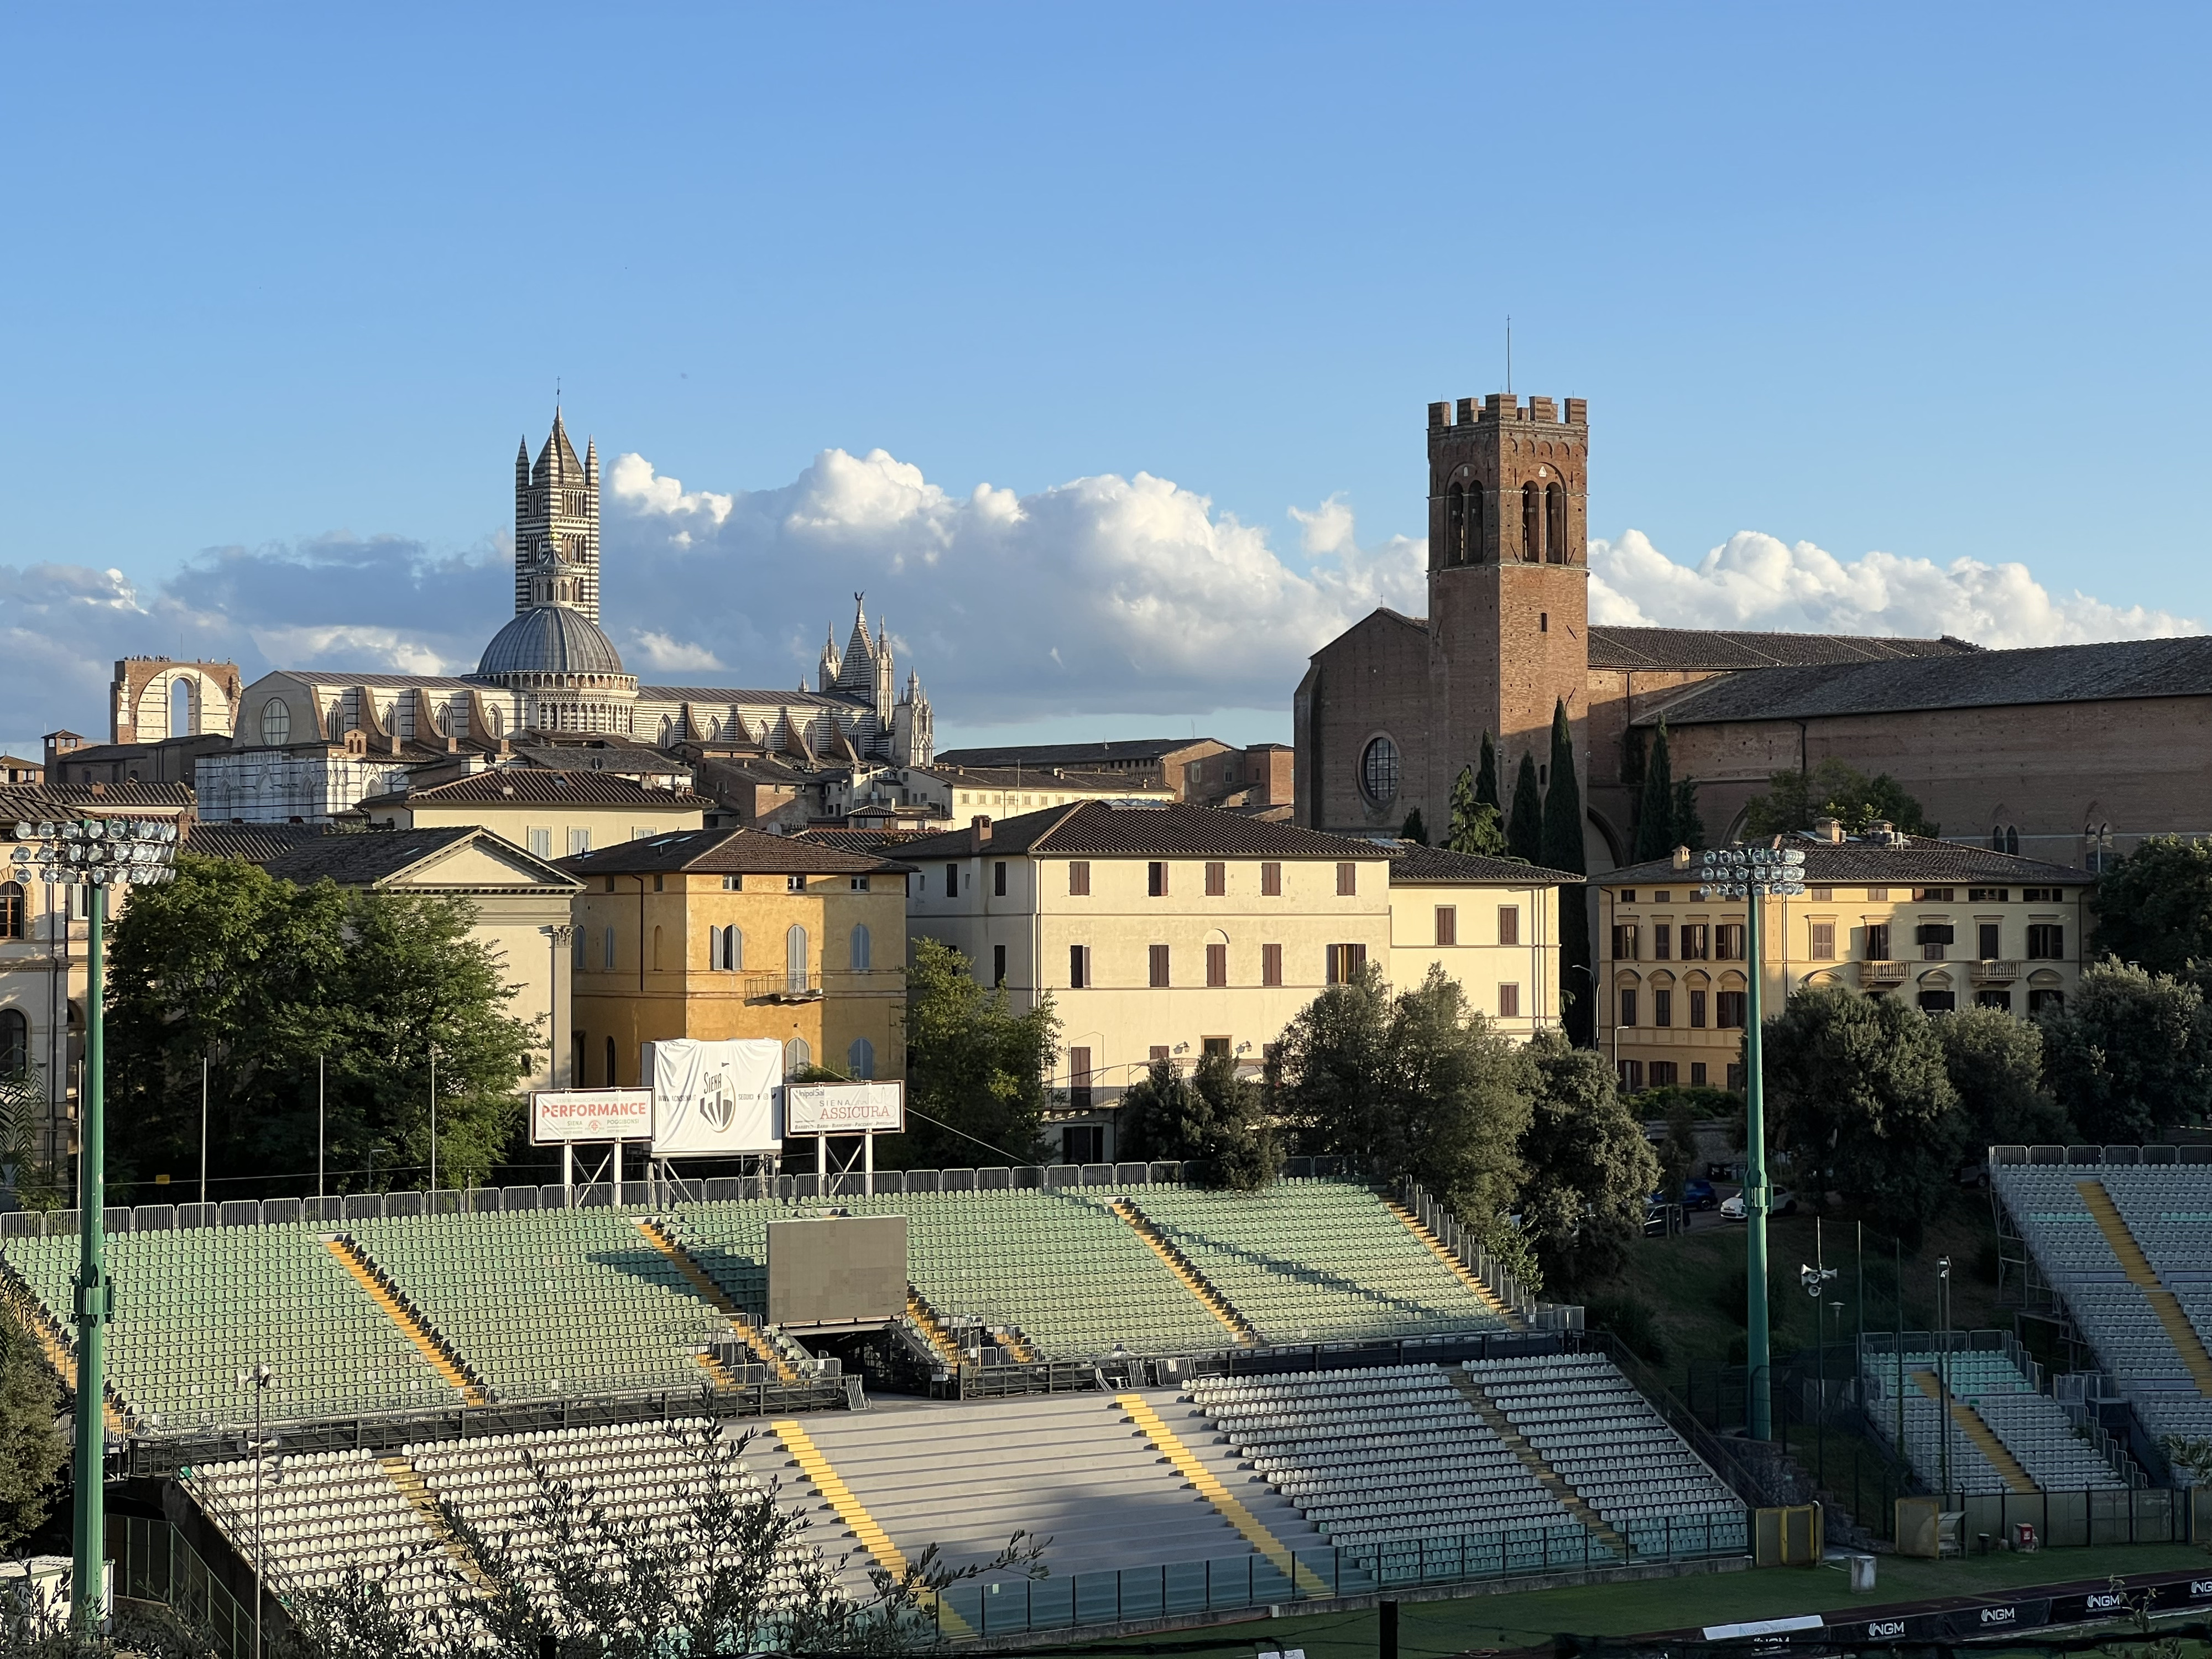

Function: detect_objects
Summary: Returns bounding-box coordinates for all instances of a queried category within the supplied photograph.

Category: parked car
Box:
[1721,1187,1798,1220]
[1681,1177,1719,1211]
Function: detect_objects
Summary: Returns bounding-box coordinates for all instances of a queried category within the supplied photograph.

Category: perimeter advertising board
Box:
[646,1037,783,1156]
[530,1088,654,1145]
[785,1081,904,1135]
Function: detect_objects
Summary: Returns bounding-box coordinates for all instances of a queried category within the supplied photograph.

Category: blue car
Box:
[1651,1179,1719,1213]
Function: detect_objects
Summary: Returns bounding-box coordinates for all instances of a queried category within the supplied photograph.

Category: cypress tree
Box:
[1541,699,1594,1047]
[1474,731,1501,812]
[1401,807,1428,846]
[1633,719,1677,863]
[1448,764,1508,858]
[1506,751,1545,864]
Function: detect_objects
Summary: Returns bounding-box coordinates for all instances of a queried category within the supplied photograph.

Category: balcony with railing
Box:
[743,971,823,1003]
[1971,959,2023,983]
[1859,959,1909,987]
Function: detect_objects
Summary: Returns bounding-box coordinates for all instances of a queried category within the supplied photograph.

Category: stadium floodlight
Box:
[10,816,183,1634]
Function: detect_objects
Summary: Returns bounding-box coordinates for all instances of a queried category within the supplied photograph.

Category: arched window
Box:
[710,926,743,971]
[786,1036,812,1074]
[169,677,194,738]
[1359,735,1400,805]
[848,1037,875,1079]
[1467,484,1485,562]
[1989,825,2005,851]
[1521,483,1543,561]
[0,881,23,940]
[259,697,291,747]
[786,924,810,992]
[1546,483,1567,564]
[849,923,872,972]
[1445,484,1467,566]
[604,1035,618,1087]
[2005,826,2020,855]
[0,1008,25,1076]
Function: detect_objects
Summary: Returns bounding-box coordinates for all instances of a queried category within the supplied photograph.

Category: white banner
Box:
[530,1088,654,1145]
[786,1081,905,1135]
[647,1037,784,1156]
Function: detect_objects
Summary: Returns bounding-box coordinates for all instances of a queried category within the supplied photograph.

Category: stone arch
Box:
[1445,483,1467,566]
[1545,482,1568,564]
[1520,482,1543,561]
[1585,807,1625,872]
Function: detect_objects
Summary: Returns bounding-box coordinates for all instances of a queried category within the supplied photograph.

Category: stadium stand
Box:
[1860,1344,2130,1494]
[185,1448,457,1612]
[1992,1150,2212,1470]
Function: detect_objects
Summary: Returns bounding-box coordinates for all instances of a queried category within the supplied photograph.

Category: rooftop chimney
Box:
[971,814,992,852]
[1671,845,1691,871]
[1813,816,1844,844]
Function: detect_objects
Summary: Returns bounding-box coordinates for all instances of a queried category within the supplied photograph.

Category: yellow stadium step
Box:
[772,1417,971,1638]
[1910,1370,2037,1494]
[1115,1395,1331,1594]
[380,1454,493,1592]
[0,1265,126,1433]
[1386,1199,1522,1329]
[904,1287,966,1369]
[635,1218,801,1385]
[324,1237,487,1405]
[1449,1372,1627,1556]
[2077,1180,2212,1396]
[1108,1199,1258,1347]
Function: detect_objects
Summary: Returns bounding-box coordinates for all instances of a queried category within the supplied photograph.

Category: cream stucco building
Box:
[361,769,708,858]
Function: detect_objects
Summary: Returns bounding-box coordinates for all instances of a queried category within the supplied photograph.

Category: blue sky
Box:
[1,3,2205,757]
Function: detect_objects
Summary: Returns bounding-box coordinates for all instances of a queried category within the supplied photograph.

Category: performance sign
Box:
[530,1088,654,1145]
[647,1037,783,1156]
[785,1081,905,1135]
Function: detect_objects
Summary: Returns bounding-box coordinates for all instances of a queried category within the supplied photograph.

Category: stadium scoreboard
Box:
[765,1213,909,1330]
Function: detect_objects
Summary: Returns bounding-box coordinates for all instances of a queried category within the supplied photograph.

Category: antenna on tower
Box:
[1505,316,1512,394]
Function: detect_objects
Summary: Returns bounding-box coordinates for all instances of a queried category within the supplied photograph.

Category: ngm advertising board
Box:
[645,1037,783,1155]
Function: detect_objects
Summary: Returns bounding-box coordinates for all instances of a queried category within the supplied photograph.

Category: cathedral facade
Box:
[206,413,935,822]
[1296,394,2212,874]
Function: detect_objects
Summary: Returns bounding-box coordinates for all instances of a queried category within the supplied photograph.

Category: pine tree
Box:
[1447,765,1509,858]
[1634,719,1678,863]
[1401,807,1428,846]
[1506,751,1545,864]
[1672,776,1706,853]
[1541,700,1594,1047]
[1474,731,1501,812]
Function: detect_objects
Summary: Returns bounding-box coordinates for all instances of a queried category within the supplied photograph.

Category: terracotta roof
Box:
[259,825,581,889]
[184,822,339,864]
[637,685,867,708]
[1600,834,2089,887]
[1634,635,2212,726]
[560,826,910,877]
[377,771,711,809]
[1588,627,1976,672]
[1385,842,1583,885]
[897,801,1395,860]
[930,738,1219,770]
[0,781,195,814]
[511,744,690,775]
[794,828,940,854]
[914,764,1167,791]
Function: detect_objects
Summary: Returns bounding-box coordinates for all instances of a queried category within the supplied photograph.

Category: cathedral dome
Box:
[476,606,628,678]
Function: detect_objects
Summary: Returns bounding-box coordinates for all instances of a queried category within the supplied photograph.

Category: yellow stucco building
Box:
[562,827,911,1089]
[1598,827,2091,1093]
[363,768,707,857]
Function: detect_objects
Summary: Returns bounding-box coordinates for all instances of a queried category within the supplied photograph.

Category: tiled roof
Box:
[184,822,339,864]
[793,828,940,855]
[512,745,690,774]
[930,738,1219,770]
[258,826,580,889]
[560,826,910,877]
[1600,834,2088,887]
[637,685,868,708]
[1385,842,1583,885]
[0,781,195,815]
[1634,635,2212,726]
[897,801,1395,860]
[1588,627,1975,672]
[381,770,711,809]
[915,764,1166,791]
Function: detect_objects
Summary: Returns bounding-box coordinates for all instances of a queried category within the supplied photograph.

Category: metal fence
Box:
[1914,1486,2190,1550]
[110,1514,259,1659]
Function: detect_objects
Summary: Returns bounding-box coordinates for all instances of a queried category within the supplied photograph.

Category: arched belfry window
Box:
[1444,484,1466,566]
[2006,826,2019,855]
[1467,483,1485,562]
[1546,483,1567,564]
[1521,484,1543,562]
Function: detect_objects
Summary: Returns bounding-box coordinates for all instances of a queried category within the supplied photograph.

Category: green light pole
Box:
[12,815,179,1632]
[1699,841,1806,1441]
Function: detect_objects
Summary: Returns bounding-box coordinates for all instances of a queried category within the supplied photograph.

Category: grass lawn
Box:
[1110,1543,2212,1658]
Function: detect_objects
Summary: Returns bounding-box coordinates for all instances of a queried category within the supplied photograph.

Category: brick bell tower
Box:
[1425,392,1592,817]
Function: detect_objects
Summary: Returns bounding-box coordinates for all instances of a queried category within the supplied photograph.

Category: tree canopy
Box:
[2088,836,2212,979]
[1474,731,1500,812]
[2036,959,2212,1144]
[1741,759,1936,838]
[0,1316,65,1551]
[1516,1031,1659,1287]
[1447,764,1509,858]
[1541,700,1593,1046]
[1506,752,1545,865]
[1935,1005,2066,1150]
[106,855,539,1198]
[894,938,1058,1168]
[1632,721,1705,861]
[1399,807,1428,846]
[1116,1052,1281,1190]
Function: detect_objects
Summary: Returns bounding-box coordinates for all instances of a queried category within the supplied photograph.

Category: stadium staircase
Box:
[0,1262,126,1432]
[634,1218,800,1384]
[1108,1199,1259,1348]
[323,1237,488,1405]
[2077,1180,2212,1393]
[1115,1394,1332,1592]
[1448,1370,1625,1554]
[378,1453,494,1590]
[1386,1201,1519,1328]
[1909,1372,2037,1494]
[770,1416,972,1636]
[903,1289,966,1368]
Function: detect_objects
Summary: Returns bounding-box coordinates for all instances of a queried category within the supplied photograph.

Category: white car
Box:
[1720,1188,1798,1220]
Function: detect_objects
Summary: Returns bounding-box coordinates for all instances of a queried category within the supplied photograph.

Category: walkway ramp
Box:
[2078,1180,2212,1395]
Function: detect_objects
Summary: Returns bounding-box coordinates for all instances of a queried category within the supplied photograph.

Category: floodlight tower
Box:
[10,815,180,1632]
[1698,841,1806,1441]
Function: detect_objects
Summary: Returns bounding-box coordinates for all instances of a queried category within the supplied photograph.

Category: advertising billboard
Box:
[646,1037,783,1156]
[785,1081,905,1135]
[529,1088,654,1145]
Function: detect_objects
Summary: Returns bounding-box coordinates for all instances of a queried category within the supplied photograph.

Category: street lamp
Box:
[1937,1255,1954,1501]
[1802,1256,1838,1488]
[10,815,179,1634]
[1698,841,1807,1442]
[237,1364,275,1659]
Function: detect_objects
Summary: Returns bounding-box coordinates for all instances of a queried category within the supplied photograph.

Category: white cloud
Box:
[628,630,724,672]
[246,625,453,676]
[1288,493,1357,557]
[1588,529,2203,647]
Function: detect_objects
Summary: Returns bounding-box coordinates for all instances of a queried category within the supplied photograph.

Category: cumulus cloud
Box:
[628,630,724,672]
[1589,529,2201,646]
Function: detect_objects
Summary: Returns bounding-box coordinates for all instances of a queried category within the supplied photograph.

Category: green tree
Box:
[1275,964,1531,1251]
[1542,700,1593,1046]
[1,1066,63,1211]
[1516,1032,1659,1290]
[106,857,538,1196]
[1741,759,1936,838]
[1447,765,1509,859]
[895,938,1058,1168]
[1506,751,1545,865]
[1116,1053,1282,1191]
[1672,775,1707,854]
[0,1316,65,1551]
[1633,719,1678,863]
[1474,730,1500,812]
[2088,836,2212,978]
[1934,1005,2067,1151]
[1762,986,1963,1233]
[1657,1098,1703,1201]
[1400,807,1428,846]
[2037,959,2212,1144]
